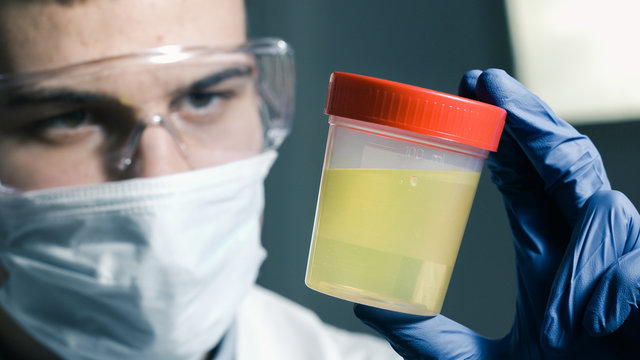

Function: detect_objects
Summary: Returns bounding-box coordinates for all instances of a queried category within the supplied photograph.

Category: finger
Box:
[475,69,612,328]
[492,132,571,319]
[459,69,553,228]
[489,106,572,322]
[474,69,611,225]
[584,248,640,336]
[459,69,574,323]
[354,304,505,359]
[542,190,640,350]
[457,69,482,100]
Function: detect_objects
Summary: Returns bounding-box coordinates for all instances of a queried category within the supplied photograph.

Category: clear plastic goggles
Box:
[0,38,294,190]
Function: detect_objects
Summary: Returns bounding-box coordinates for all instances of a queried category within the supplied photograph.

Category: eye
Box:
[185,92,220,109]
[21,108,100,145]
[34,108,91,131]
[175,90,234,112]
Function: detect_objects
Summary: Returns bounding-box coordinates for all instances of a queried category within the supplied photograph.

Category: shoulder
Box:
[234,286,401,360]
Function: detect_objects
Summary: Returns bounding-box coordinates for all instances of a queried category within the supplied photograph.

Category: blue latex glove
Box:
[354,69,640,359]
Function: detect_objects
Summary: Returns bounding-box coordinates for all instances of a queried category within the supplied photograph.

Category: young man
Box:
[2,1,639,360]
[0,0,399,359]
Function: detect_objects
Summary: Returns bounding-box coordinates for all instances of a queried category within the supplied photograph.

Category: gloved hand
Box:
[354,69,640,359]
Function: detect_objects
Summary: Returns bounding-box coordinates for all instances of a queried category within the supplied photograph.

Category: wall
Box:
[248,0,640,339]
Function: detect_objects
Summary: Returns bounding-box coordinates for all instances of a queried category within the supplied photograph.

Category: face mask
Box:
[0,151,277,360]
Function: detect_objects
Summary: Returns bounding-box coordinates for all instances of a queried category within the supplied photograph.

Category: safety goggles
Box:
[0,38,294,190]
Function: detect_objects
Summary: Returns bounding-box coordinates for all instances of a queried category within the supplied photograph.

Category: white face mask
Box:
[0,151,277,360]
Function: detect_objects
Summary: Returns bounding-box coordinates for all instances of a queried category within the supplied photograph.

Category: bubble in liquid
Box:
[410,176,418,187]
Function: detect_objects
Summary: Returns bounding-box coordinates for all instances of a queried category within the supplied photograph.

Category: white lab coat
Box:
[233,286,403,360]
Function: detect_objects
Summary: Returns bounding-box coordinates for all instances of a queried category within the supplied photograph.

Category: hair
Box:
[9,0,87,4]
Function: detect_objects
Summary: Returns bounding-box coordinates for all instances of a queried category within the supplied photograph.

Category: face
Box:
[0,0,262,191]
[0,0,252,358]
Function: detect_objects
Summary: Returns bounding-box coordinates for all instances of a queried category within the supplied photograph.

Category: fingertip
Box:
[582,284,627,337]
[457,69,482,100]
[353,303,433,325]
[474,68,523,107]
[353,303,378,322]
[541,313,566,351]
[583,306,612,337]
[582,250,640,336]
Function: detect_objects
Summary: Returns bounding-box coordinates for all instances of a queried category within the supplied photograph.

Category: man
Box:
[2,1,639,360]
[0,0,399,359]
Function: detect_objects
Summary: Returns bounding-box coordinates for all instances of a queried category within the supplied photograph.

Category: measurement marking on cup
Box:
[405,146,425,160]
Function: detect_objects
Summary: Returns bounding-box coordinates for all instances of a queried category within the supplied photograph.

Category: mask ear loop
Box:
[118,114,189,171]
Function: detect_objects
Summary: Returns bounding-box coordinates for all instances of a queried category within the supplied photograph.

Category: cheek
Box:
[231,91,264,153]
[208,94,263,165]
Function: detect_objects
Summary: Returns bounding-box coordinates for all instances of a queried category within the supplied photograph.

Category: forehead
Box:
[0,0,247,74]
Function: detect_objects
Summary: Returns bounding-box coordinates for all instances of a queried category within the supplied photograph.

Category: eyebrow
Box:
[188,65,254,91]
[1,65,255,108]
[2,88,120,108]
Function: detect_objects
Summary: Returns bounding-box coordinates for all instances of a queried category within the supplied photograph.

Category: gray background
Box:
[248,0,640,338]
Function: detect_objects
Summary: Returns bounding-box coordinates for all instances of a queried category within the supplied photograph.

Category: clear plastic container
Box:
[305,72,506,315]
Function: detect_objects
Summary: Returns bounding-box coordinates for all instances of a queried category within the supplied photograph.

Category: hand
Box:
[354,69,640,359]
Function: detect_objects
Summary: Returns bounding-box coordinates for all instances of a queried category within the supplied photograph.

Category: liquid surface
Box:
[306,168,480,314]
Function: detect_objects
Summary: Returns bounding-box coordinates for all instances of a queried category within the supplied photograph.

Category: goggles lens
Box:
[0,38,294,190]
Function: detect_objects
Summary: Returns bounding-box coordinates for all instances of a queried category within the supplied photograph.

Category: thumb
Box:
[354,304,506,359]
[473,69,610,225]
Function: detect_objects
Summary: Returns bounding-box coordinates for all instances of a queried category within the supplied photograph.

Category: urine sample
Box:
[305,72,506,315]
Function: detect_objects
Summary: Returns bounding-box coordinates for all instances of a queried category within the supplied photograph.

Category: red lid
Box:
[324,72,506,151]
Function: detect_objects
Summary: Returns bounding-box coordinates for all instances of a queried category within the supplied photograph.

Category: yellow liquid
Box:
[306,168,480,315]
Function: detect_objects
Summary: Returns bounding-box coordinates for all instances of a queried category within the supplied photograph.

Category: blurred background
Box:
[248,0,640,338]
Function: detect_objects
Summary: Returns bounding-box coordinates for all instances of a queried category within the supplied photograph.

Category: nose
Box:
[124,114,191,178]
[136,125,191,177]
